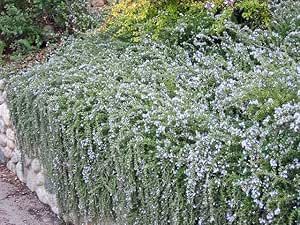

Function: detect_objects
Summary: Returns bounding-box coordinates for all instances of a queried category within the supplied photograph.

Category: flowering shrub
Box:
[6,0,300,224]
[106,0,270,43]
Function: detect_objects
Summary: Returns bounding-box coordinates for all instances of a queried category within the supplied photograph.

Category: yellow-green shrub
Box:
[106,0,270,43]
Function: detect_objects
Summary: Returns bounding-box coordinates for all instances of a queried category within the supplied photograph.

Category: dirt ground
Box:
[0,164,64,225]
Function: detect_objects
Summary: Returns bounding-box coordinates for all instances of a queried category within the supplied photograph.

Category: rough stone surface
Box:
[25,155,32,168]
[6,128,15,140]
[0,95,5,105]
[10,150,21,163]
[26,169,38,191]
[0,149,5,163]
[7,139,16,150]
[36,186,49,205]
[0,133,7,147]
[48,194,59,215]
[51,205,60,215]
[2,90,7,100]
[31,158,41,173]
[0,117,5,133]
[16,162,25,182]
[36,173,45,187]
[0,103,10,126]
[3,146,12,159]
[7,160,16,173]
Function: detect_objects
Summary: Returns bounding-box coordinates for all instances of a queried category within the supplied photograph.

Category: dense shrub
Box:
[6,0,300,224]
[0,0,101,59]
[106,0,270,43]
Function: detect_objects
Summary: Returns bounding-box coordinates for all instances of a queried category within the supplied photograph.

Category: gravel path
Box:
[0,164,63,225]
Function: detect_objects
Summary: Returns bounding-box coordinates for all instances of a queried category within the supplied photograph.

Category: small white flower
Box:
[205,2,215,10]
[270,159,277,168]
[224,0,235,6]
[226,213,236,223]
[267,212,274,220]
[274,208,281,215]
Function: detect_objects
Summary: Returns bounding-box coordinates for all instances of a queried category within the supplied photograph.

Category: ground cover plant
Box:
[5,0,300,224]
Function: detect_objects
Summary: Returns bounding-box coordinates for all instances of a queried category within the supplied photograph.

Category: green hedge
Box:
[6,1,300,224]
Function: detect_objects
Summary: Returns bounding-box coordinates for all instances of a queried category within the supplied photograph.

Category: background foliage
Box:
[0,0,101,60]
[6,1,300,224]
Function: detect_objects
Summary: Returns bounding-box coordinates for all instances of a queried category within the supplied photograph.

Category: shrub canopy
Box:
[6,0,300,224]
[106,0,271,43]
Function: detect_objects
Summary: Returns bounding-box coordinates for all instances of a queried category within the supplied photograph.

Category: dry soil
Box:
[0,164,63,225]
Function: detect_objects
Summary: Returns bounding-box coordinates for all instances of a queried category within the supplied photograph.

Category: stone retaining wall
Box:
[0,79,59,215]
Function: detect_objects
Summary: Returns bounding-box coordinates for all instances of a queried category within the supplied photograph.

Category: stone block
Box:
[0,91,6,105]
[10,150,21,163]
[3,146,12,159]
[0,118,5,133]
[26,168,38,191]
[36,186,49,205]
[7,160,16,173]
[24,155,32,168]
[48,194,59,214]
[31,158,41,173]
[0,104,10,126]
[36,172,45,187]
[7,139,15,150]
[1,91,7,100]
[0,150,5,163]
[0,133,7,147]
[16,161,25,182]
[0,95,4,105]
[6,128,15,141]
